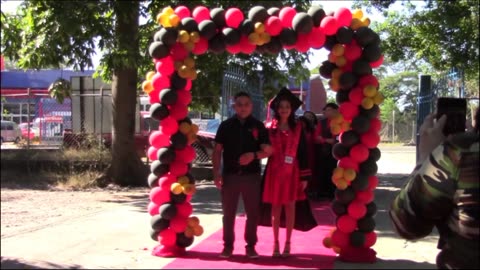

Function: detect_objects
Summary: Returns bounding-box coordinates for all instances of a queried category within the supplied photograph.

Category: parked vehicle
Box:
[1,120,22,144]
[19,122,40,140]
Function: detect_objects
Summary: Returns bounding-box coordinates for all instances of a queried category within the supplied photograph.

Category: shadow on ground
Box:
[1,257,81,269]
[335,258,436,269]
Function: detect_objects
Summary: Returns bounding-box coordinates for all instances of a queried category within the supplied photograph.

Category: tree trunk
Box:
[104,1,147,186]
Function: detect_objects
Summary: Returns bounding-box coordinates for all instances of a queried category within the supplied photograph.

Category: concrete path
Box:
[1,145,438,269]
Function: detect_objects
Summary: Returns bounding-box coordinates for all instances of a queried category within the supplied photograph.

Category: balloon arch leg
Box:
[143,4,383,263]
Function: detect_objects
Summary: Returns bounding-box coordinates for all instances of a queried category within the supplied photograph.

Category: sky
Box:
[1,0,393,70]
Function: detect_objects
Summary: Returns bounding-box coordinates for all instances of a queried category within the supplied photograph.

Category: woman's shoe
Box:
[282,241,291,257]
[272,241,281,258]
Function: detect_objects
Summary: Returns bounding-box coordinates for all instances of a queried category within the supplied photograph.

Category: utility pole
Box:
[392,110,395,144]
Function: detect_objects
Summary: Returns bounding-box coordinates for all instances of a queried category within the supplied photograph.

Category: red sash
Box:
[268,120,302,178]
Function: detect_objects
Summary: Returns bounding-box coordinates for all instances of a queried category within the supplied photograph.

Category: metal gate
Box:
[221,61,265,121]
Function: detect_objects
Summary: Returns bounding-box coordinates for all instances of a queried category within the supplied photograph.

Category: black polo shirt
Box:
[215,115,270,175]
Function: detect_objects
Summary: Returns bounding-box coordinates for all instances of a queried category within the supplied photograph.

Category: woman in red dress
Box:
[262,87,313,257]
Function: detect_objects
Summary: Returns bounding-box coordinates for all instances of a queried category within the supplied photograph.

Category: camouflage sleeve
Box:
[389,141,460,240]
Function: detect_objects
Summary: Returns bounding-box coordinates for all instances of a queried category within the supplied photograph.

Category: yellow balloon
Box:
[248,32,260,44]
[186,68,197,80]
[373,92,384,105]
[361,97,375,110]
[350,18,363,30]
[178,65,190,78]
[146,71,156,81]
[162,6,174,16]
[332,167,345,180]
[184,57,195,68]
[254,22,265,34]
[332,44,345,56]
[169,14,180,27]
[156,13,163,25]
[328,53,337,63]
[323,237,333,248]
[330,123,342,135]
[189,32,200,43]
[352,9,364,19]
[177,176,190,185]
[179,122,192,135]
[361,17,371,27]
[184,227,195,238]
[363,85,377,97]
[341,121,351,132]
[142,80,153,94]
[260,32,271,44]
[171,182,184,195]
[329,78,340,92]
[187,216,200,227]
[335,56,347,67]
[184,41,195,51]
[193,225,204,236]
[336,179,349,190]
[332,68,343,80]
[183,184,196,195]
[160,13,171,27]
[344,168,357,181]
[178,30,190,43]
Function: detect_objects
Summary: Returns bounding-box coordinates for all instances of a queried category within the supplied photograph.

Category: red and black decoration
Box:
[144,5,383,262]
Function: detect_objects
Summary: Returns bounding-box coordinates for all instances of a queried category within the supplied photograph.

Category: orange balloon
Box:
[328,53,337,63]
[169,14,180,27]
[248,32,260,44]
[330,123,342,135]
[171,182,184,195]
[340,121,350,132]
[332,44,345,56]
[193,225,204,236]
[352,9,363,19]
[177,176,190,185]
[373,92,384,105]
[142,80,153,94]
[361,97,375,109]
[146,71,156,81]
[363,85,377,97]
[184,227,195,238]
[350,18,363,30]
[184,57,195,68]
[332,167,345,180]
[344,168,356,181]
[189,32,200,43]
[187,216,200,227]
[254,22,265,33]
[329,79,340,92]
[183,184,196,195]
[332,68,343,80]
[335,56,347,67]
[323,237,333,248]
[178,30,190,43]
[336,179,349,190]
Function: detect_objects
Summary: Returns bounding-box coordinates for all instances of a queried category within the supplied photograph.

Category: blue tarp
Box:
[1,69,95,88]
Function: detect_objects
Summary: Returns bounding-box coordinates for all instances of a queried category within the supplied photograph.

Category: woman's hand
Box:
[418,113,447,163]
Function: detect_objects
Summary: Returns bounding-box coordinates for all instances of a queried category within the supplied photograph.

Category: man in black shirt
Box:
[213,91,272,259]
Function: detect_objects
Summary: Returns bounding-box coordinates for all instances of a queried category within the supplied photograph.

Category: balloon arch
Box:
[143,4,383,263]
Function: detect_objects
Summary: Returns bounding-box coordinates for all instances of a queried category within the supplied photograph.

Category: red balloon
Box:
[169,160,188,176]
[149,89,160,104]
[159,174,177,189]
[356,190,374,204]
[186,194,193,202]
[341,61,353,72]
[265,16,283,36]
[337,215,357,233]
[295,33,310,53]
[152,72,171,91]
[226,44,242,54]
[367,175,379,190]
[184,79,192,91]
[225,8,244,28]
[279,7,297,28]
[170,43,188,61]
[158,228,177,247]
[338,157,359,171]
[176,202,193,217]
[147,146,159,161]
[239,35,256,54]
[150,186,171,205]
[339,101,360,121]
[170,216,188,233]
[192,37,208,55]
[155,56,175,76]
[169,104,189,120]
[348,87,364,106]
[160,116,179,136]
[308,27,326,49]
[361,130,380,148]
[370,55,384,68]
[344,43,363,61]
[370,118,382,133]
[148,201,160,216]
[175,6,191,20]
[358,74,379,88]
[149,131,170,148]
[364,232,377,248]
[320,16,338,36]
[176,146,196,163]
[192,6,210,23]
[350,144,369,163]
[347,200,367,219]
[331,230,350,249]
[176,90,192,106]
[334,7,353,27]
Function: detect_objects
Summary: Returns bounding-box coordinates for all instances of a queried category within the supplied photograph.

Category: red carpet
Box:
[163,201,337,269]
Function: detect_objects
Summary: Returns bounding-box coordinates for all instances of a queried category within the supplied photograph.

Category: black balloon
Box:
[362,44,382,62]
[155,27,178,47]
[208,33,226,54]
[149,103,169,121]
[279,28,297,46]
[308,6,326,27]
[157,147,176,164]
[256,44,268,54]
[350,231,366,247]
[267,7,280,16]
[198,20,217,40]
[159,203,177,220]
[292,12,313,34]
[248,6,268,23]
[185,173,196,184]
[335,187,356,204]
[340,130,360,148]
[222,27,241,46]
[151,215,170,231]
[150,229,160,241]
[171,132,188,150]
[336,26,354,44]
[352,59,372,76]
[369,147,381,162]
[240,19,254,35]
[360,105,380,120]
[319,60,336,79]
[351,115,371,134]
[360,159,378,176]
[176,233,194,248]
[151,160,170,177]
[265,37,282,54]
[210,7,226,29]
[160,88,178,106]
[149,42,170,60]
[332,143,350,160]
[336,90,350,104]
[339,72,358,90]
[180,17,198,33]
[355,27,376,47]
[171,192,187,204]
[332,200,347,216]
[366,202,377,217]
[357,216,376,232]
[351,173,369,191]
[148,173,159,188]
[170,72,187,90]
[323,35,338,51]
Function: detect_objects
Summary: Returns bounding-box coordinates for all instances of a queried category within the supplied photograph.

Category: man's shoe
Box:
[219,247,233,258]
[246,246,259,259]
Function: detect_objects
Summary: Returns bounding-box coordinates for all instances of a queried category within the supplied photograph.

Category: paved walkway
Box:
[1,146,438,269]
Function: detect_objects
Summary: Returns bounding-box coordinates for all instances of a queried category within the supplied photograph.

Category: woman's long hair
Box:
[273,98,297,130]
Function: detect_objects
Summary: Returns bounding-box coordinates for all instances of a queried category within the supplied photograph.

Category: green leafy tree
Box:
[1,0,312,186]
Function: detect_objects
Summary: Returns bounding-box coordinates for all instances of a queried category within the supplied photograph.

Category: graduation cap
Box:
[269,87,303,112]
